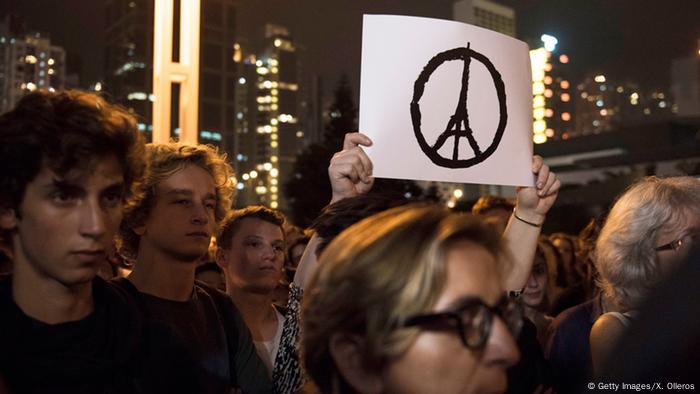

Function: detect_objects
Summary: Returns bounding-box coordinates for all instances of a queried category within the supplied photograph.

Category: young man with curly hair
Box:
[117,143,272,393]
[0,90,153,392]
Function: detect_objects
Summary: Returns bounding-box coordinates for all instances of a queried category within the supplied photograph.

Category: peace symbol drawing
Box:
[359,15,534,187]
[410,43,507,169]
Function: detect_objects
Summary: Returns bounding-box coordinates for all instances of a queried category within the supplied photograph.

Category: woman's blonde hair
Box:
[302,204,508,393]
[118,142,234,260]
[595,176,700,310]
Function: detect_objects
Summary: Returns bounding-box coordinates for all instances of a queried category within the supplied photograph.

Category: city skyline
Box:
[1,1,698,98]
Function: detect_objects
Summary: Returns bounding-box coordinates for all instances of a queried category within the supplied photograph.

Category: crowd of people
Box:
[0,89,698,394]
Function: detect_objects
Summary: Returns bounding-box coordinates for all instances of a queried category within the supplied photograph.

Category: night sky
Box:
[2,0,699,99]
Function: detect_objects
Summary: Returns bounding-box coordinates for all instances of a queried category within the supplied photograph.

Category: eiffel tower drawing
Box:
[411,44,507,169]
[431,43,482,161]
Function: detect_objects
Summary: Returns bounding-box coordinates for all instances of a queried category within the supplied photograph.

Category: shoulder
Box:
[550,299,594,331]
[195,280,234,308]
[591,312,626,339]
[194,280,246,326]
[589,312,627,356]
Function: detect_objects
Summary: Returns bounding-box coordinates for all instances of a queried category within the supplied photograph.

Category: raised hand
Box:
[515,155,560,225]
[328,132,374,204]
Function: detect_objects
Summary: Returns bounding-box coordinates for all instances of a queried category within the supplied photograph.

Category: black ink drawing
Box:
[410,44,507,169]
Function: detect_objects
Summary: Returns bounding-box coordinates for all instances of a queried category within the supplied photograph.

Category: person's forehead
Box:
[156,165,216,195]
[435,241,502,309]
[37,155,124,187]
[659,213,700,238]
[236,217,283,238]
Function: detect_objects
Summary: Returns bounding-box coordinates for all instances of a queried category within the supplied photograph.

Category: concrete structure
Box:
[104,0,237,152]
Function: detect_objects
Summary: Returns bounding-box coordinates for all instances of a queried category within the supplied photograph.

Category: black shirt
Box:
[113,278,273,394]
[0,276,170,393]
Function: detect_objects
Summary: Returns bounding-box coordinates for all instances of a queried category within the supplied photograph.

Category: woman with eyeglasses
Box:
[589,176,700,376]
[302,204,522,394]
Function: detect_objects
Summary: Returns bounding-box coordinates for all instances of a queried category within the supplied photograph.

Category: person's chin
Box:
[170,248,208,262]
[57,269,97,287]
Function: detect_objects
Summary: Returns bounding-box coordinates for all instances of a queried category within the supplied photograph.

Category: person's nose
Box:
[261,243,277,261]
[79,198,107,240]
[526,272,538,289]
[191,201,210,225]
[482,316,520,369]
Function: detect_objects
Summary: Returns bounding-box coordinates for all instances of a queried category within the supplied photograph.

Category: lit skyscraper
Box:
[453,0,515,37]
[236,24,302,210]
[530,34,574,143]
[0,16,66,113]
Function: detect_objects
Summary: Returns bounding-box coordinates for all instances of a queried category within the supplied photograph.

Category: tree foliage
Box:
[284,75,434,227]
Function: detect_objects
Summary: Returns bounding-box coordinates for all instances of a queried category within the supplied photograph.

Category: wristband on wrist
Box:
[512,209,543,227]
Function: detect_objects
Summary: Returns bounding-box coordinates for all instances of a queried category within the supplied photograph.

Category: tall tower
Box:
[530,34,574,143]
[104,0,237,153]
[453,0,516,37]
[236,24,301,211]
[0,16,66,113]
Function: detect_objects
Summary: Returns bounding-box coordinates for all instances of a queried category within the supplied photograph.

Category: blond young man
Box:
[117,143,272,394]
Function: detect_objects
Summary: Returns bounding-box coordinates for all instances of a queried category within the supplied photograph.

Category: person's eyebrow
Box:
[164,188,194,197]
[43,179,82,193]
[443,295,484,311]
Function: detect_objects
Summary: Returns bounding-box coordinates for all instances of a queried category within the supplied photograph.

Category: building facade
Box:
[530,34,575,143]
[0,16,66,113]
[104,0,237,152]
[453,0,516,37]
[234,24,302,211]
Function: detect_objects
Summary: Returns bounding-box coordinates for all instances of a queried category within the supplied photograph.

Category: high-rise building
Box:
[104,0,237,153]
[574,76,672,137]
[453,0,515,37]
[0,15,66,113]
[530,34,574,143]
[671,45,700,118]
[235,24,302,211]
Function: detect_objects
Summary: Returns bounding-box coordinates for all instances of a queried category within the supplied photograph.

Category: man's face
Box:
[137,164,217,263]
[219,218,285,294]
[1,156,125,286]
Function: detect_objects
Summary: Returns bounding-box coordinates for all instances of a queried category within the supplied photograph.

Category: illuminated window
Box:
[544,89,553,98]
[560,80,570,89]
[533,134,547,144]
[559,54,569,64]
[561,112,571,121]
[561,93,570,102]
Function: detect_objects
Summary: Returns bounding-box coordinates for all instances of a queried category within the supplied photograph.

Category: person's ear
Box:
[0,208,18,231]
[127,215,146,236]
[215,247,228,270]
[329,333,384,394]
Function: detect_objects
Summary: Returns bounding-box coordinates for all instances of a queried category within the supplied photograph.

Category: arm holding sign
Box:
[294,132,374,290]
[502,156,560,292]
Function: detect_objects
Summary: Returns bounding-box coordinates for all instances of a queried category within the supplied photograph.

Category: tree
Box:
[284,75,356,227]
[284,75,433,227]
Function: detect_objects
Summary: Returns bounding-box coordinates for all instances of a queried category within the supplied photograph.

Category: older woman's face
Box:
[655,213,700,274]
[381,241,520,394]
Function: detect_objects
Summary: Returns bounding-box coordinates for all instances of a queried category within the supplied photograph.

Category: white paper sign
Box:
[360,15,534,187]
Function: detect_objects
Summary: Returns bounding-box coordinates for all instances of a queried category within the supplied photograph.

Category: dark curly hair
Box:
[0,90,145,215]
